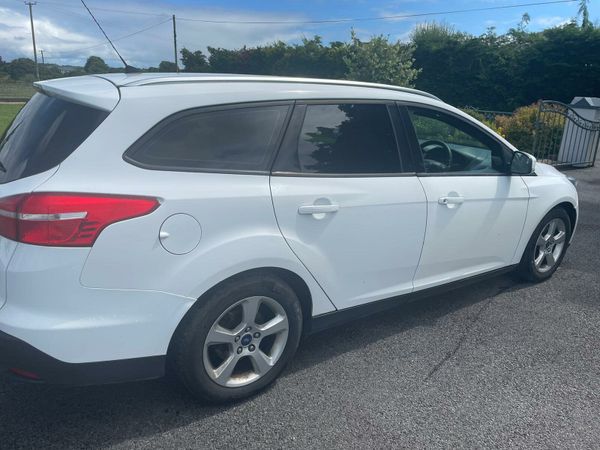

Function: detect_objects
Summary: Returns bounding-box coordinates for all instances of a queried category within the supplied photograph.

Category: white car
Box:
[0,74,578,402]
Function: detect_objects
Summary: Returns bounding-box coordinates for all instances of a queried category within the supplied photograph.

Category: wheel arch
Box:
[167,267,315,356]
[555,201,577,236]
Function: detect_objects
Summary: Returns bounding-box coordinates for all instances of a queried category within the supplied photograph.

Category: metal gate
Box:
[532,101,600,168]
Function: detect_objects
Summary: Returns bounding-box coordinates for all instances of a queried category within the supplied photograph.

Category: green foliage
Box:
[459,108,497,130]
[204,33,418,86]
[2,11,599,110]
[343,31,419,86]
[5,58,35,80]
[412,21,600,110]
[158,60,178,72]
[39,64,66,79]
[579,0,591,28]
[84,56,109,74]
[494,104,540,152]
[180,48,210,72]
[206,37,347,78]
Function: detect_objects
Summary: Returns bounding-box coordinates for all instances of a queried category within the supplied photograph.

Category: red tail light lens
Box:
[0,193,160,247]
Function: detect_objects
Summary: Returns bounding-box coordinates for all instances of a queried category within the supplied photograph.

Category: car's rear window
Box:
[0,93,109,184]
[124,104,290,173]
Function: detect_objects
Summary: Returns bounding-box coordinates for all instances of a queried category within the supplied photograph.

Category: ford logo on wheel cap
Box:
[241,334,253,346]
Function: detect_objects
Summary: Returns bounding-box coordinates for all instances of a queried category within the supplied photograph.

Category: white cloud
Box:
[533,15,571,27]
[0,2,309,67]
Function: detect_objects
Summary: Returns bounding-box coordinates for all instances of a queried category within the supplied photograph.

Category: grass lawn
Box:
[0,103,23,136]
[0,81,35,99]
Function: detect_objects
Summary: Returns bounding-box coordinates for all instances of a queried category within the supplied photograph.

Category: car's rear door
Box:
[270,101,427,310]
[401,104,529,290]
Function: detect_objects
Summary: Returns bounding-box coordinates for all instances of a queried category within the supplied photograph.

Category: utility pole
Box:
[172,14,179,72]
[25,1,40,80]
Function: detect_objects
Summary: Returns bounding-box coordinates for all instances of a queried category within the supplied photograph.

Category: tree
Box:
[578,0,591,28]
[343,30,419,87]
[6,58,35,80]
[518,13,531,31]
[158,60,178,72]
[180,48,210,72]
[84,56,109,74]
[39,63,64,80]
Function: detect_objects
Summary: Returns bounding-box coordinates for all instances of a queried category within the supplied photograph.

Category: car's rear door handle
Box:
[438,196,465,205]
[298,204,340,215]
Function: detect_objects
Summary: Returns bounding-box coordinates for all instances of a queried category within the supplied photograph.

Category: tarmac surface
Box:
[1,162,599,449]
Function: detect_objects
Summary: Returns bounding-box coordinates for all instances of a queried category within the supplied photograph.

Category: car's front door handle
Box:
[438,196,465,205]
[298,204,340,215]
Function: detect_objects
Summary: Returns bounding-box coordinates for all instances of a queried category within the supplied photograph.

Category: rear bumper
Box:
[0,329,165,385]
[0,243,196,364]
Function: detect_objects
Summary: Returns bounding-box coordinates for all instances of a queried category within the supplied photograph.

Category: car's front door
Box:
[403,105,529,291]
[270,102,427,309]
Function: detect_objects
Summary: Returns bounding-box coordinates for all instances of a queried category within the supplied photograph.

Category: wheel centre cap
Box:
[241,334,253,346]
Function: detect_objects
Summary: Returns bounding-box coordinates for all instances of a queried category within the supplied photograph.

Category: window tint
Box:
[407,107,507,174]
[275,103,401,174]
[0,93,109,184]
[126,105,289,172]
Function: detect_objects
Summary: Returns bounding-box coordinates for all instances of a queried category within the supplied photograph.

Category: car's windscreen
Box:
[0,93,109,184]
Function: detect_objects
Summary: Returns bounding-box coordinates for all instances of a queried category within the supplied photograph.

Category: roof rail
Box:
[121,74,442,101]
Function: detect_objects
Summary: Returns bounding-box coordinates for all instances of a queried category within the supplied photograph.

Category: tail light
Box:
[0,193,160,247]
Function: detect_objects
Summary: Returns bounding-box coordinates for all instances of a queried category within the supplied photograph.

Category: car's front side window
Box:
[273,103,403,175]
[407,106,508,174]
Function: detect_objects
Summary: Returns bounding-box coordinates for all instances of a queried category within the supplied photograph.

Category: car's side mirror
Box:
[510,151,535,175]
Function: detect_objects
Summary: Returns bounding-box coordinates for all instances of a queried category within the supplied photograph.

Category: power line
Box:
[26,0,578,25]
[43,17,171,56]
[177,0,579,24]
[34,0,167,17]
[80,0,129,68]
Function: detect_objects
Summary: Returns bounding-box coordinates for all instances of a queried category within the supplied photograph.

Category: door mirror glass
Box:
[510,151,535,175]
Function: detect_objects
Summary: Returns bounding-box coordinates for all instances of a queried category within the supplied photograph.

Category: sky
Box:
[0,0,597,68]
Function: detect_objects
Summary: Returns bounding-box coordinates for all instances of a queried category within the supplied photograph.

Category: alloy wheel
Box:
[203,296,289,387]
[533,218,567,273]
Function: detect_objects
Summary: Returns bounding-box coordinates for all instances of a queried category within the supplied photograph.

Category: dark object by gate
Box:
[532,100,600,168]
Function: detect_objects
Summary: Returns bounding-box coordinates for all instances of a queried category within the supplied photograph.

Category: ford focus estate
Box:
[0,74,578,402]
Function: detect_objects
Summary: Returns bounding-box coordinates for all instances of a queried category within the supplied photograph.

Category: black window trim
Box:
[123,100,294,176]
[397,101,515,177]
[271,98,416,178]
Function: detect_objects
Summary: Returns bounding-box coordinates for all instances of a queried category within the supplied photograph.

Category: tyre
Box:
[169,273,303,403]
[517,207,571,282]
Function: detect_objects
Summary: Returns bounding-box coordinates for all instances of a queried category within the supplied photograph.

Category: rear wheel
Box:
[518,207,571,282]
[170,273,302,403]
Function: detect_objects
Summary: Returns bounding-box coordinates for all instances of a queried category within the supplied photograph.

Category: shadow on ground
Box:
[0,272,526,449]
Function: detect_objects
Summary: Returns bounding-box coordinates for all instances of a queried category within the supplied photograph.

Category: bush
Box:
[460,108,498,131]
[494,104,540,152]
[462,104,563,157]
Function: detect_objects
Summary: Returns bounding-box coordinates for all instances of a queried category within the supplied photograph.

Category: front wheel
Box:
[518,207,571,282]
[169,273,303,403]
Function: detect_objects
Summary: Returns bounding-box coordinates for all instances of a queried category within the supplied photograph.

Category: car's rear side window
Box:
[273,103,403,175]
[0,93,109,184]
[125,104,290,173]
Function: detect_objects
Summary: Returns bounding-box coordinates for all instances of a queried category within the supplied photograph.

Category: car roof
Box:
[93,73,441,101]
[34,73,446,114]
